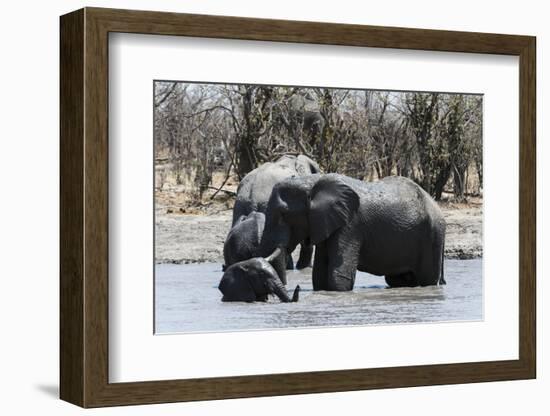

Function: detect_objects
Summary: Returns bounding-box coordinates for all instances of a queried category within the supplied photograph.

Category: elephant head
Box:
[274,154,320,175]
[258,174,360,283]
[218,248,300,303]
[287,92,325,146]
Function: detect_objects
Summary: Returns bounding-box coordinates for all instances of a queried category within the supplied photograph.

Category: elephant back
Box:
[236,162,295,215]
[223,212,266,267]
[232,155,320,227]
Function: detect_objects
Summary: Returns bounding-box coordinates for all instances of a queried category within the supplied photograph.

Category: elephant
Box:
[231,154,320,273]
[256,174,446,291]
[219,248,300,302]
[223,211,265,271]
[287,92,325,147]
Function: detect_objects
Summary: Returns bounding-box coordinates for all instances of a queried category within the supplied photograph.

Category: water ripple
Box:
[155,259,482,334]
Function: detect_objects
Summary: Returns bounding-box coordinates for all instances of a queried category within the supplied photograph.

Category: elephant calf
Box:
[223,211,265,271]
[219,249,300,303]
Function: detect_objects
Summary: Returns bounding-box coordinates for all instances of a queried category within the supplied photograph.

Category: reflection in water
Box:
[155,259,482,334]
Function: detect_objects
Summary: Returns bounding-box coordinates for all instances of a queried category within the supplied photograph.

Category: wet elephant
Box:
[223,212,265,271]
[256,174,447,291]
[219,249,300,302]
[231,154,320,273]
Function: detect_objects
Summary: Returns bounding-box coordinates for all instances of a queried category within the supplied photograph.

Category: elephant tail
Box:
[439,243,446,285]
[291,285,300,302]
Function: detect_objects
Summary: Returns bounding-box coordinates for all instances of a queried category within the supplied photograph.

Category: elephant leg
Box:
[312,241,329,291]
[296,244,313,269]
[415,258,443,287]
[286,249,294,270]
[385,273,417,288]
[325,229,360,291]
[416,230,445,286]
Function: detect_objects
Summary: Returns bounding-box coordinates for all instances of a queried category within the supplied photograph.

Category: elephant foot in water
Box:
[286,254,294,270]
[295,258,312,270]
[295,244,314,270]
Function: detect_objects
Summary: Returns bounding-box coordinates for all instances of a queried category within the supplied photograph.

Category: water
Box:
[155,259,482,334]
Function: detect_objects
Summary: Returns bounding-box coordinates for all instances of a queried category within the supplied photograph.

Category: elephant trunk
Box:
[259,202,291,285]
[291,285,300,302]
[259,227,288,286]
[271,278,300,303]
[265,247,282,263]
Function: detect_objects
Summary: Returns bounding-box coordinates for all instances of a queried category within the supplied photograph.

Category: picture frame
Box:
[60,7,536,408]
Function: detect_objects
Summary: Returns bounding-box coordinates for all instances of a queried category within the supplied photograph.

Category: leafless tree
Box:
[154,82,483,204]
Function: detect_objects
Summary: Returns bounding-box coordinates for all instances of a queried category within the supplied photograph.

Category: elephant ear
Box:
[218,265,256,302]
[296,154,321,175]
[308,176,359,244]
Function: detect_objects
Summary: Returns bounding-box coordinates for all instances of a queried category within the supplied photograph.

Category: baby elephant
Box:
[223,211,265,271]
[219,248,300,303]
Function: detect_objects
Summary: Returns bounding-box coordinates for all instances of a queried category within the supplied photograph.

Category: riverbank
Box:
[155,199,482,264]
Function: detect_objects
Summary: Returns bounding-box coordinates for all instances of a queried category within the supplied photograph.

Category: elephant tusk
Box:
[265,247,282,263]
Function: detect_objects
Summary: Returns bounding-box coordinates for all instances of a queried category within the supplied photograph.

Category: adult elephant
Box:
[257,174,446,291]
[231,154,320,273]
[287,92,325,146]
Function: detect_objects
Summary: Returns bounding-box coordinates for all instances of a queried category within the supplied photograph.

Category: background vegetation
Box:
[154,82,482,203]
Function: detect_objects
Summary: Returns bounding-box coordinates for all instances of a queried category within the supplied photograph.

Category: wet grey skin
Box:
[219,248,300,303]
[222,211,265,272]
[257,174,447,291]
[228,154,320,275]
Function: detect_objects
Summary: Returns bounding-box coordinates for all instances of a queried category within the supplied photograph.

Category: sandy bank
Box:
[155,203,482,264]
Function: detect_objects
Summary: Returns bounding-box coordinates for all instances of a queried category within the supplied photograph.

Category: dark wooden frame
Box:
[60,7,536,408]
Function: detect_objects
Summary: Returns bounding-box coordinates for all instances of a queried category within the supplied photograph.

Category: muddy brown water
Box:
[154,259,482,334]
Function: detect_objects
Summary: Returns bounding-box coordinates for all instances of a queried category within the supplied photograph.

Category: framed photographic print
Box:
[60,7,536,408]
